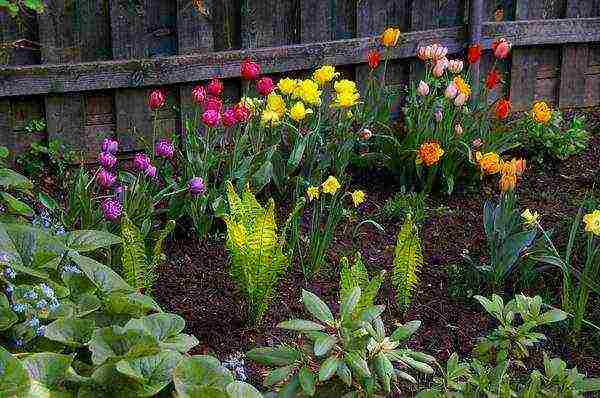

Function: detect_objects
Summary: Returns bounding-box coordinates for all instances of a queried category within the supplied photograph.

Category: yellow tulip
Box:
[289,101,313,122]
[313,65,339,86]
[322,176,341,195]
[381,27,401,47]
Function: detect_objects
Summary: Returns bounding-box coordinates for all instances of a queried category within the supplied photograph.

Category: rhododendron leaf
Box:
[0,346,30,396]
[264,365,294,386]
[246,346,301,366]
[301,289,334,325]
[172,355,234,397]
[299,367,316,397]
[391,320,421,342]
[314,335,337,357]
[278,319,325,331]
[0,305,18,331]
[319,356,340,382]
[0,168,33,190]
[344,351,371,378]
[340,287,361,321]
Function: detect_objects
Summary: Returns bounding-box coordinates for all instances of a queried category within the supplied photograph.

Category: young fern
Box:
[339,253,385,312]
[222,181,288,324]
[120,213,147,292]
[392,213,423,311]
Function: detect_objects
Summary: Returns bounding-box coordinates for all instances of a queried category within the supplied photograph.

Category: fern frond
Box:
[339,253,384,311]
[145,220,175,294]
[392,214,423,311]
[120,213,147,292]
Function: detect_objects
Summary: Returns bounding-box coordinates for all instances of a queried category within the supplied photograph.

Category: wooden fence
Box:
[1,0,599,156]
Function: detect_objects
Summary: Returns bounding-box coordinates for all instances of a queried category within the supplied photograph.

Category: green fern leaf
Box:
[392,214,423,311]
[339,253,384,311]
[120,213,147,292]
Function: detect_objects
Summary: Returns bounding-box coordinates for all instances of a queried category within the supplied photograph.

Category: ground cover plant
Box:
[1,25,599,397]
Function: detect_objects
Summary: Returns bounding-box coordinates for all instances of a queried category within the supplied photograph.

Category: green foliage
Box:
[247,287,435,396]
[222,181,288,324]
[0,162,33,219]
[380,188,426,223]
[474,293,567,364]
[16,139,76,187]
[339,253,385,313]
[520,112,591,160]
[120,213,175,295]
[0,0,44,17]
[392,213,423,311]
[465,192,538,291]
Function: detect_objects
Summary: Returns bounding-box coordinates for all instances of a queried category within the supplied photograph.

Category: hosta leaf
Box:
[0,346,30,397]
[64,230,121,252]
[89,326,159,365]
[69,253,133,295]
[226,381,264,398]
[319,356,340,381]
[278,319,325,331]
[246,346,300,366]
[115,350,182,396]
[314,335,337,357]
[299,367,315,397]
[172,355,234,398]
[44,318,95,346]
[302,289,334,326]
[264,365,294,386]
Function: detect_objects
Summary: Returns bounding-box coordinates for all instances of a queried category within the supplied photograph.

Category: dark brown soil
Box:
[155,128,600,389]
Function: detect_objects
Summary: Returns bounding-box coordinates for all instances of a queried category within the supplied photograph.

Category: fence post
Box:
[469,0,483,101]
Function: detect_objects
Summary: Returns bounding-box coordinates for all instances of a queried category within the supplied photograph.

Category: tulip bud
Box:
[359,128,373,140]
[417,80,430,96]
[454,93,468,107]
[192,85,206,105]
[430,43,448,61]
[416,46,428,61]
[234,103,251,122]
[472,138,484,149]
[240,58,261,80]
[432,59,447,78]
[434,109,443,122]
[101,198,122,222]
[96,168,116,188]
[133,153,151,172]
[101,138,119,154]
[203,96,223,112]
[144,165,157,179]
[454,124,463,137]
[445,83,458,99]
[447,59,464,74]
[188,177,206,196]
[155,139,175,159]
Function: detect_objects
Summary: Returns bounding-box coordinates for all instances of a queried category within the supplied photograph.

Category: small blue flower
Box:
[5,284,14,294]
[13,303,26,313]
[36,326,45,337]
[40,283,55,298]
[36,299,48,309]
[62,265,82,274]
[0,252,10,263]
[23,290,38,301]
[49,299,60,311]
[28,317,40,328]
[54,226,66,236]
[3,267,15,279]
[14,338,24,348]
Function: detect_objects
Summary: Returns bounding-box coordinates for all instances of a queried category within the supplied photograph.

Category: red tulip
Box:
[467,44,482,64]
[492,38,511,59]
[367,50,381,69]
[240,58,261,80]
[148,89,166,111]
[207,79,223,97]
[256,77,275,96]
[485,69,501,90]
[202,109,221,128]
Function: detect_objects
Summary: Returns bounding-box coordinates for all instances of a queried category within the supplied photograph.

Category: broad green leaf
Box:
[0,305,18,331]
[314,335,337,357]
[23,0,45,13]
[0,168,33,190]
[124,313,185,342]
[226,381,264,398]
[302,289,334,325]
[264,365,294,387]
[336,361,352,386]
[319,356,340,381]
[278,319,325,331]
[38,192,60,212]
[391,320,422,342]
[278,375,300,398]
[44,318,95,346]
[0,346,30,397]
[89,326,160,365]
[340,287,361,321]
[64,230,121,252]
[106,292,161,315]
[1,192,34,216]
[160,333,199,353]
[115,350,182,396]
[344,351,371,378]
[246,346,300,366]
[21,352,73,388]
[172,355,234,398]
[299,367,315,397]
[69,253,134,295]
[540,309,567,324]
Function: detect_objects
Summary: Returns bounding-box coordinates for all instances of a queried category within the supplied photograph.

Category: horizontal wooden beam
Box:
[1,17,599,97]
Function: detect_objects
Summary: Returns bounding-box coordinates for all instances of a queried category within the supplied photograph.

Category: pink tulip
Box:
[204,96,223,112]
[148,89,166,111]
[445,83,458,99]
[430,43,448,61]
[492,38,511,59]
[222,108,238,128]
[234,103,251,122]
[256,77,275,96]
[207,79,223,97]
[202,109,221,128]
[417,81,430,96]
[447,59,464,74]
[454,93,468,106]
[192,85,206,105]
[240,58,261,80]
[417,46,428,61]
[432,58,448,78]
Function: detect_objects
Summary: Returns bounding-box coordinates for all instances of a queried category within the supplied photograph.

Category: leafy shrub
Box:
[520,109,591,160]
[247,288,435,396]
[392,213,423,311]
[221,181,290,324]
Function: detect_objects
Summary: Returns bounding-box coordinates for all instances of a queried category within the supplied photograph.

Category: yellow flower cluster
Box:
[351,190,365,207]
[583,210,600,236]
[531,101,552,124]
[333,79,360,108]
[289,101,313,122]
[261,93,286,126]
[475,151,526,192]
[296,79,322,106]
[521,209,540,227]
[313,65,339,86]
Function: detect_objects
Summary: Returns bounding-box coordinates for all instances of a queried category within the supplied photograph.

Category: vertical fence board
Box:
[212,0,242,51]
[111,0,178,151]
[241,0,297,49]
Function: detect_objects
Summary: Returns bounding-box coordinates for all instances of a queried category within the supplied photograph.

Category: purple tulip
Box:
[98,151,117,169]
[96,169,116,188]
[101,198,122,221]
[133,153,151,172]
[145,165,157,179]
[188,177,206,196]
[155,139,175,159]
[101,138,119,154]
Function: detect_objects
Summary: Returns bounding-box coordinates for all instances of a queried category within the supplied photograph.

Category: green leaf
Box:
[344,351,371,378]
[89,326,160,365]
[44,318,95,346]
[582,378,600,392]
[115,350,182,396]
[246,346,300,367]
[21,353,73,389]
[23,0,45,13]
[1,192,34,216]
[278,375,300,398]
[172,355,234,398]
[264,365,294,387]
[336,361,352,386]
[120,213,148,291]
[540,309,567,324]
[160,333,199,353]
[69,253,134,295]
[0,305,18,331]
[0,168,33,190]
[319,356,340,381]
[340,287,361,321]
[391,320,422,342]
[0,346,30,397]
[106,292,161,315]
[38,192,60,212]
[0,146,9,159]
[64,230,121,252]
[298,367,315,397]
[226,381,264,398]
[314,335,337,357]
[392,214,423,310]
[124,313,185,342]
[277,319,325,331]
[302,289,334,325]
